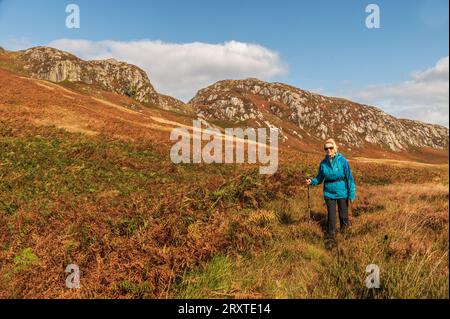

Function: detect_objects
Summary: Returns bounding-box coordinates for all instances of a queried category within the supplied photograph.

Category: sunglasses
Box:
[324,146,334,151]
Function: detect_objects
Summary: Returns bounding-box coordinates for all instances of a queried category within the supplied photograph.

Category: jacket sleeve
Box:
[311,163,325,186]
[343,159,356,200]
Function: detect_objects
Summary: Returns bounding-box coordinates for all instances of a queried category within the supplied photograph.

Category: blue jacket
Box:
[311,152,356,200]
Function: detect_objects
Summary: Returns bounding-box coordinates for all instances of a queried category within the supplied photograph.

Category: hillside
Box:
[1,46,448,163]
[0,47,448,298]
[1,46,190,114]
[189,79,449,159]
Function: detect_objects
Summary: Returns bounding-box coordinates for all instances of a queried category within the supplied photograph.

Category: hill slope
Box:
[1,46,190,113]
[0,48,448,299]
[1,46,448,162]
[189,78,449,154]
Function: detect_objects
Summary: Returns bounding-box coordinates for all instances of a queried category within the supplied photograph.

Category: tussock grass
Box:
[173,183,449,299]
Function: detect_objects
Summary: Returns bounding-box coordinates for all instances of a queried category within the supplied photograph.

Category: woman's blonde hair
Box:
[324,138,338,152]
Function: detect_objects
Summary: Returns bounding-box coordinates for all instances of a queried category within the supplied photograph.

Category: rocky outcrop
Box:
[189,78,449,152]
[9,47,449,152]
[157,93,193,114]
[19,46,160,105]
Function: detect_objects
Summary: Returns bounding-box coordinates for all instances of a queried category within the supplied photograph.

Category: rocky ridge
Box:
[7,47,448,153]
[19,46,161,106]
[189,78,449,152]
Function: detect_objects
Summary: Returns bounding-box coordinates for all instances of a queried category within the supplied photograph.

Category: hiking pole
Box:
[303,169,312,221]
[307,182,311,221]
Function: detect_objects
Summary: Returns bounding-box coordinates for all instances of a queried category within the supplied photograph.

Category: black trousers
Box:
[324,197,350,239]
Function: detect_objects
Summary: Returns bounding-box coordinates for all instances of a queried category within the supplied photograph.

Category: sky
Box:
[0,0,448,126]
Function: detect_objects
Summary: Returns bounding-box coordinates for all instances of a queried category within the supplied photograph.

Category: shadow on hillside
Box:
[310,210,327,232]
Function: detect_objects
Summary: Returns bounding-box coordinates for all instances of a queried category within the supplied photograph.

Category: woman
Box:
[306,139,356,247]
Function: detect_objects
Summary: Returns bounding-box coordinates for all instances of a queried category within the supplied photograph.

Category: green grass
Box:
[14,248,39,272]
[0,130,171,214]
[171,185,449,299]
[175,255,233,298]
[116,280,153,299]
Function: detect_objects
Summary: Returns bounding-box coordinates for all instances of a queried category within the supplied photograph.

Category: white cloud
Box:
[1,37,34,51]
[48,39,288,102]
[351,56,449,127]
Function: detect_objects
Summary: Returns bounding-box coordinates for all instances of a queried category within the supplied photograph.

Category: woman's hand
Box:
[305,179,312,186]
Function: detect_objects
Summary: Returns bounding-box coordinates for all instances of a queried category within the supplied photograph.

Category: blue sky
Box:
[0,0,448,126]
